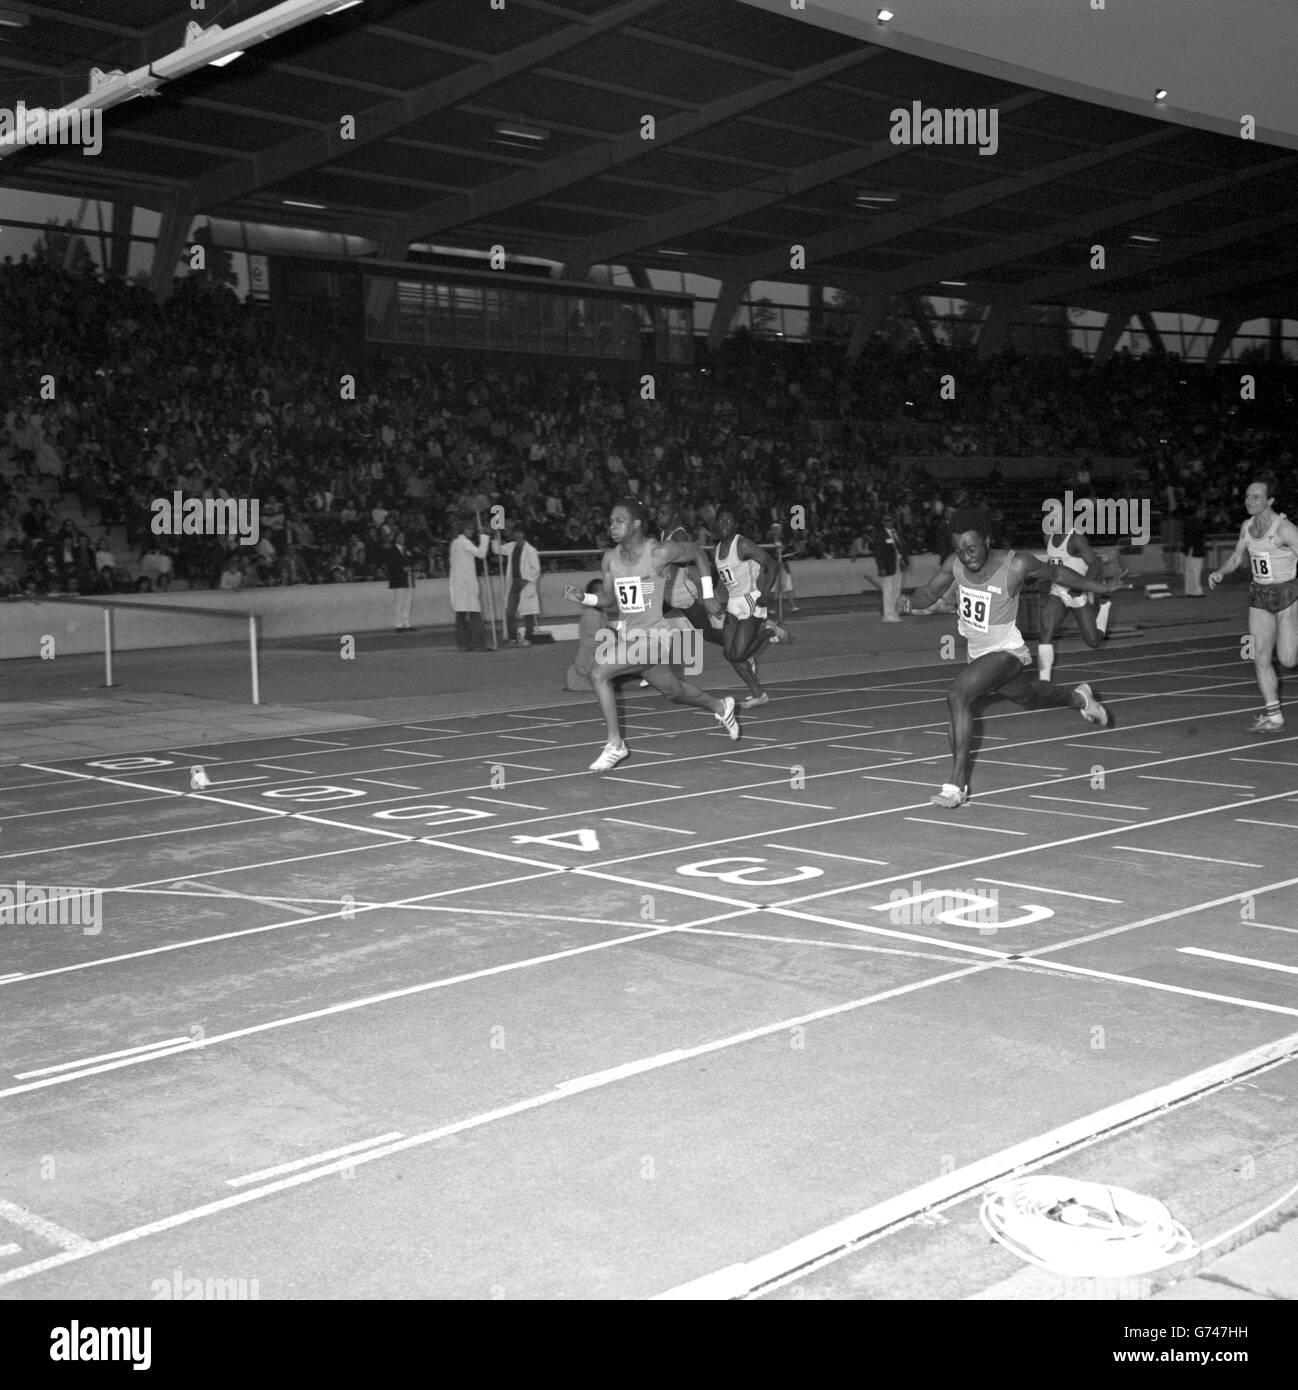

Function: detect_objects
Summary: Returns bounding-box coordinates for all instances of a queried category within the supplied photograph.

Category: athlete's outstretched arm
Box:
[896,555,957,615]
[1018,552,1124,596]
[563,553,616,610]
[1210,524,1251,585]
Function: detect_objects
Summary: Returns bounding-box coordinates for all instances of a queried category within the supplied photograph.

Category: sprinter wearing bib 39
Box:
[897,509,1126,808]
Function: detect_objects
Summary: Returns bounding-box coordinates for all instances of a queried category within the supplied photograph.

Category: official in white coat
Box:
[492,522,542,644]
[449,516,491,651]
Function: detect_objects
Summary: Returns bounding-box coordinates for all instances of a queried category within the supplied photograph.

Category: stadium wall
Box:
[4,556,955,659]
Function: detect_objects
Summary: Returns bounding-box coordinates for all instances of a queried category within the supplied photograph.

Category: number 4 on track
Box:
[510,828,600,852]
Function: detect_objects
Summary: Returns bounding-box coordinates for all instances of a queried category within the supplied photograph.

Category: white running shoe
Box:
[1076,683,1109,727]
[715,696,741,740]
[1249,713,1285,735]
[589,742,629,772]
[765,622,792,645]
[930,783,968,808]
[741,691,769,708]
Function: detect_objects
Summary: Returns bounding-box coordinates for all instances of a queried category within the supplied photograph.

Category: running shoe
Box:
[741,691,769,708]
[765,621,793,645]
[715,695,741,740]
[589,741,629,772]
[929,783,968,808]
[1249,713,1285,735]
[1075,683,1109,727]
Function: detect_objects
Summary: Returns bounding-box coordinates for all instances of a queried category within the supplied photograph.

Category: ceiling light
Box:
[1129,234,1161,244]
[494,122,548,142]
[209,49,245,67]
[854,193,897,206]
[325,0,363,11]
[283,198,326,209]
[0,6,31,28]
[876,9,895,22]
[939,281,967,287]
[657,249,689,257]
[1153,88,1168,102]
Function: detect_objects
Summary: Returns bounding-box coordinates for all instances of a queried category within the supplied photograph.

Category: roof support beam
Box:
[845,292,889,361]
[1204,312,1244,369]
[149,200,194,304]
[394,46,877,248]
[187,0,664,216]
[1137,311,1166,356]
[708,279,749,351]
[1092,309,1132,369]
[976,302,1011,361]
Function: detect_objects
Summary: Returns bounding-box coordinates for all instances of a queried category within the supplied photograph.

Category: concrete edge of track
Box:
[654,1028,1298,1300]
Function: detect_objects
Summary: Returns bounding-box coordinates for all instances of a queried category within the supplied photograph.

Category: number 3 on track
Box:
[678,857,823,886]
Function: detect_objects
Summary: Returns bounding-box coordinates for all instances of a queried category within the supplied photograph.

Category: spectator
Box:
[871,510,909,623]
[383,527,416,631]
[448,515,491,652]
[492,522,541,645]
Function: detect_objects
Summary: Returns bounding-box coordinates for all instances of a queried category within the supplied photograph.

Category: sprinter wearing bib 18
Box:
[897,509,1125,808]
[1209,474,1298,734]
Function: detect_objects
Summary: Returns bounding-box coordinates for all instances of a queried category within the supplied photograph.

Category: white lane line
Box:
[728,760,799,771]
[227,1133,406,1187]
[1139,774,1254,791]
[1178,947,1298,977]
[801,720,876,729]
[505,715,563,724]
[741,795,837,811]
[1231,757,1298,766]
[829,745,910,757]
[1245,922,1298,936]
[0,866,559,989]
[499,734,558,744]
[0,973,24,984]
[0,1243,19,1257]
[1026,957,1298,1016]
[1031,795,1150,811]
[383,748,443,759]
[0,792,178,822]
[168,878,320,918]
[15,1037,194,1079]
[1115,846,1263,869]
[485,761,551,772]
[0,814,277,862]
[401,726,458,734]
[355,778,422,790]
[927,731,1006,741]
[975,878,1122,905]
[604,818,695,836]
[255,765,305,775]
[766,844,889,867]
[975,759,1067,772]
[988,803,1134,824]
[0,958,991,1291]
[468,795,548,811]
[1066,743,1164,754]
[904,818,1027,835]
[419,840,565,871]
[0,1200,92,1253]
[653,1027,1298,1300]
[292,737,349,746]
[0,909,668,1102]
[609,776,683,789]
[1236,818,1298,830]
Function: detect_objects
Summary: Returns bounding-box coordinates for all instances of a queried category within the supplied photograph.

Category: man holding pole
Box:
[449,514,492,652]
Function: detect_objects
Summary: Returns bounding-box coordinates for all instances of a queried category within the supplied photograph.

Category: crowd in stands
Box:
[2,251,1294,598]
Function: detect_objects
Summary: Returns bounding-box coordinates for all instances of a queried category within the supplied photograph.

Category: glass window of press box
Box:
[366,276,692,361]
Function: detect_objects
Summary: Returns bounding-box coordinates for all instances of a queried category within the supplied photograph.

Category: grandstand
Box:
[2,0,1298,1330]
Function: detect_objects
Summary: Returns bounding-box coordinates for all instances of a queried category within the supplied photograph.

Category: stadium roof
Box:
[3,0,1297,322]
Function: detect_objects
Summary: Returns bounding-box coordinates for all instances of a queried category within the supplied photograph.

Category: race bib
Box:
[958,585,991,634]
[1251,552,1273,581]
[614,575,647,613]
[719,564,734,587]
